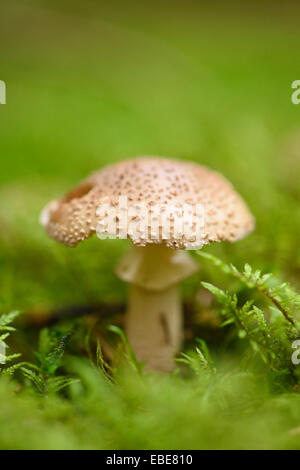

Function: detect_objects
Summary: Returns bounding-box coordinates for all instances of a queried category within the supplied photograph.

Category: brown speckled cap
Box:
[40,157,255,249]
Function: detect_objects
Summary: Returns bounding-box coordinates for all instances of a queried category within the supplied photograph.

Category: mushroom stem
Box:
[116,244,199,372]
[127,283,182,372]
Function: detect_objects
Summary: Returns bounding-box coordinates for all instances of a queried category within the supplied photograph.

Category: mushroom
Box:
[41,157,254,372]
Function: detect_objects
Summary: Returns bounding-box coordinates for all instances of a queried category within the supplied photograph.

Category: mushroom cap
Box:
[41,157,255,249]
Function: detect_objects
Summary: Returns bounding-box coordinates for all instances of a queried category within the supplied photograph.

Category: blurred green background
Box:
[1,0,300,311]
[1,0,300,450]
[0,0,300,309]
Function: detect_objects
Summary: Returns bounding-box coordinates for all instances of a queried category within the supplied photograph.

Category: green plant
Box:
[1,317,79,395]
[0,311,21,372]
[19,328,79,395]
[198,252,300,384]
